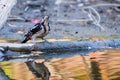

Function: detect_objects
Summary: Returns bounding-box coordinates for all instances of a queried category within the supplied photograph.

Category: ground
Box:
[0,0,120,42]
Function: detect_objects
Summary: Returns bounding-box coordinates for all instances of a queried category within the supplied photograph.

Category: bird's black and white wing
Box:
[21,16,50,43]
[21,23,42,43]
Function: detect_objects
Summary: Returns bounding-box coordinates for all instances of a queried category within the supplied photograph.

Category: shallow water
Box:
[0,49,120,80]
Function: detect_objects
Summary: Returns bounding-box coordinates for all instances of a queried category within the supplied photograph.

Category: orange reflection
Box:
[0,49,120,80]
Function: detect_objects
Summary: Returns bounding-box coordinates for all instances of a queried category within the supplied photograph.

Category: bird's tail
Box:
[21,36,31,43]
[21,32,32,43]
[21,38,28,43]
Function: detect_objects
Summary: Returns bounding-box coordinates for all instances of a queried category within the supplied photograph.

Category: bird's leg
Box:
[41,37,51,45]
[41,37,48,42]
[31,36,37,51]
[32,36,36,44]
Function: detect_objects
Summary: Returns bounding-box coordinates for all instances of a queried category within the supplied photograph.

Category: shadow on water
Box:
[0,49,120,80]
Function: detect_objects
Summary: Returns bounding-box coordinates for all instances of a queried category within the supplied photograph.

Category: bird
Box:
[21,16,50,43]
[25,61,51,80]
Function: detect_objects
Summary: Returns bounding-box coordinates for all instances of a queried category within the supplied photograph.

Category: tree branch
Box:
[0,39,120,53]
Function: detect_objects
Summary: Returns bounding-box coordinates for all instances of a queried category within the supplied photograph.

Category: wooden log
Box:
[0,39,120,52]
[0,0,16,29]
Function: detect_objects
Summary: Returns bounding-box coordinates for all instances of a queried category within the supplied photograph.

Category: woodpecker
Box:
[26,61,51,80]
[21,16,50,43]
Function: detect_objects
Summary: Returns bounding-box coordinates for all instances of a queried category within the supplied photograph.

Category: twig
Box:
[51,19,91,22]
[82,7,104,30]
[81,3,120,30]
[82,3,120,9]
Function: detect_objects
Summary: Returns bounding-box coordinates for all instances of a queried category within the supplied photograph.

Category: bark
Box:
[0,0,16,29]
[0,39,120,52]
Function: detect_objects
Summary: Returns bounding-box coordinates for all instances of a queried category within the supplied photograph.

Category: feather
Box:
[21,16,50,43]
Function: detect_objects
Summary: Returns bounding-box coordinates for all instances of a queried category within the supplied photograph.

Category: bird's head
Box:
[41,16,49,27]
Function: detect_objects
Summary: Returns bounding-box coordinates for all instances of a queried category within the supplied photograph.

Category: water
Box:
[0,49,120,80]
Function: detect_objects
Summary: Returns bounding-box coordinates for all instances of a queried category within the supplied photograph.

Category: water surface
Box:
[0,49,120,80]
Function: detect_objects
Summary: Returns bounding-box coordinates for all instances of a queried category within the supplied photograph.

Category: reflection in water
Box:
[89,49,120,80]
[0,67,10,80]
[91,59,102,80]
[0,49,120,80]
[25,61,50,80]
[0,62,35,80]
